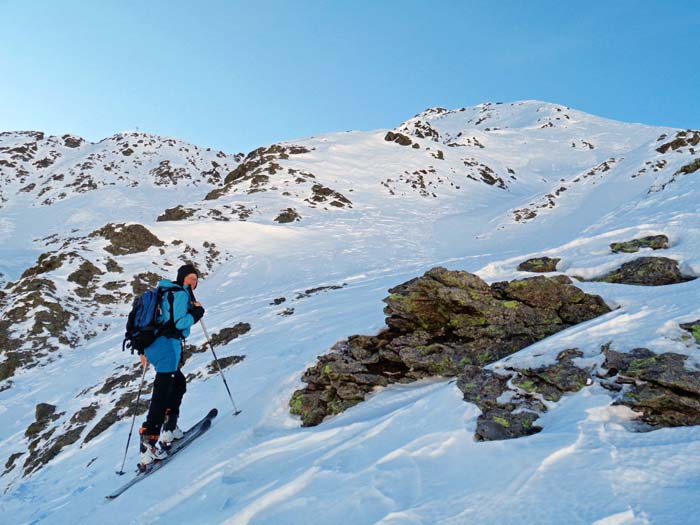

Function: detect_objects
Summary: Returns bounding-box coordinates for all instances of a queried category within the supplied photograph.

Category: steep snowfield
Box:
[1,101,699,524]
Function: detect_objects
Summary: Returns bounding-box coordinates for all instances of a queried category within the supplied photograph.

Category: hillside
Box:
[1,100,699,524]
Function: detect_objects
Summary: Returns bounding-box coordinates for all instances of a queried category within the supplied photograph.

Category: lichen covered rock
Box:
[593,257,695,286]
[459,349,591,441]
[602,347,700,428]
[680,320,700,344]
[610,235,669,253]
[517,257,560,273]
[289,267,610,427]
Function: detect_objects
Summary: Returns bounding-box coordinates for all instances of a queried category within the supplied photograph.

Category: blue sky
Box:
[1,0,698,153]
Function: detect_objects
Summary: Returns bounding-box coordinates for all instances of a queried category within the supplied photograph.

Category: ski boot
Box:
[160,411,184,450]
[159,426,184,450]
[139,428,167,471]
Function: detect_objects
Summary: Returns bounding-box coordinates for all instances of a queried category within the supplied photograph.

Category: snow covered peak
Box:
[395,100,651,146]
[0,130,242,208]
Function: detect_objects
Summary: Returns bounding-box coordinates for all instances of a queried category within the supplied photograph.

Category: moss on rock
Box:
[610,235,669,254]
[290,267,610,429]
[517,257,560,273]
[593,257,695,286]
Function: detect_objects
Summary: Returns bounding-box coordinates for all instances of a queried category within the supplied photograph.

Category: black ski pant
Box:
[142,370,186,437]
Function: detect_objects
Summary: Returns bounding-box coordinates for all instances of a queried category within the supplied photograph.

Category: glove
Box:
[191,304,205,323]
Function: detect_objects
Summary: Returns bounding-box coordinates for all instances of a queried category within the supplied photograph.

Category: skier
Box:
[138,264,205,467]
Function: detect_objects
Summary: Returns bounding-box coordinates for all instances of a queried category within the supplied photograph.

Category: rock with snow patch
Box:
[602,347,700,428]
[290,267,610,427]
[592,257,695,286]
[274,208,301,223]
[680,320,700,344]
[517,257,561,273]
[91,223,164,256]
[459,348,591,441]
[157,205,197,222]
[610,235,669,253]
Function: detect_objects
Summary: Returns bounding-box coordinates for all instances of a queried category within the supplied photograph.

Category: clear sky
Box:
[1,0,698,153]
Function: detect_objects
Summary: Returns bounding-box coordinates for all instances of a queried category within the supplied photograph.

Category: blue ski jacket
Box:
[144,279,197,373]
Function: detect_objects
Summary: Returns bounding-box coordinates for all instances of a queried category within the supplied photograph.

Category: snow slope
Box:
[1,101,699,524]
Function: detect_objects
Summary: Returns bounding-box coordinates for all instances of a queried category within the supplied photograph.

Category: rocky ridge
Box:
[0,131,243,208]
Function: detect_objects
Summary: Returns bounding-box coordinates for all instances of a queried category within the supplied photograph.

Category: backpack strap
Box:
[158,289,183,340]
[167,290,177,333]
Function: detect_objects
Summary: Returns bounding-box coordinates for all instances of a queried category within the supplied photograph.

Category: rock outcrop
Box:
[680,320,700,344]
[610,235,669,253]
[90,223,164,256]
[601,347,700,428]
[592,257,695,286]
[459,348,591,441]
[517,257,560,273]
[290,267,611,427]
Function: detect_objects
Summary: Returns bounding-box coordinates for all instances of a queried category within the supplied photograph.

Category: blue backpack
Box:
[122,287,176,354]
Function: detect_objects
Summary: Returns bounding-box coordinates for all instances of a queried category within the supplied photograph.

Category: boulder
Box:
[603,347,700,428]
[91,223,164,256]
[384,131,414,146]
[593,257,695,286]
[517,257,560,273]
[274,208,301,223]
[610,235,669,253]
[157,206,196,222]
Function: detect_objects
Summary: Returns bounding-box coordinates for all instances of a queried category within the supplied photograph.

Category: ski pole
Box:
[200,319,242,416]
[117,363,147,475]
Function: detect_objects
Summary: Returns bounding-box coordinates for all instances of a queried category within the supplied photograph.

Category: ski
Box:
[106,408,218,500]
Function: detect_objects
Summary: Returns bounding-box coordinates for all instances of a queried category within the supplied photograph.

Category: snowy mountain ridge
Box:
[1,100,699,524]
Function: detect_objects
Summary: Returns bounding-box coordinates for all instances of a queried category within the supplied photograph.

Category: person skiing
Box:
[138,264,205,467]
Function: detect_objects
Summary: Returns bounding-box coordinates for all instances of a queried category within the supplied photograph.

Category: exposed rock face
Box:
[610,235,669,253]
[180,322,251,366]
[602,347,700,428]
[0,226,220,398]
[678,158,700,175]
[274,208,301,223]
[680,320,700,344]
[459,349,591,440]
[130,272,162,295]
[68,260,104,297]
[306,184,352,208]
[593,257,695,286]
[1,276,74,358]
[206,355,245,374]
[289,267,610,427]
[157,205,196,222]
[91,223,164,256]
[207,323,251,347]
[384,131,414,146]
[517,257,560,273]
[25,403,62,438]
[655,130,700,154]
[20,252,73,279]
[205,143,313,200]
